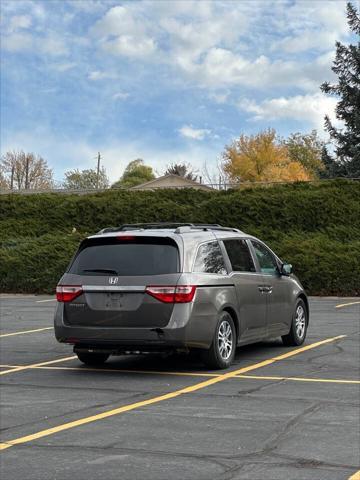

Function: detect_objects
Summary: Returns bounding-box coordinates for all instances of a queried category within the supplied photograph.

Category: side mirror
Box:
[281,263,292,275]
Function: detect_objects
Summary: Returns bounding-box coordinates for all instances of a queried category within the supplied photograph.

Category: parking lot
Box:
[0,296,359,480]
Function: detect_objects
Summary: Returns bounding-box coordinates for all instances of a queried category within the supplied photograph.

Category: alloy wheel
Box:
[218,319,233,360]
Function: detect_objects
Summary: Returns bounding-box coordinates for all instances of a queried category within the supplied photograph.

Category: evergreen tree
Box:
[320,2,360,177]
[318,146,347,179]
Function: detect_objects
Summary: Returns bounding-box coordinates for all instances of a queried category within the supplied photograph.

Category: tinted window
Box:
[69,238,179,276]
[251,241,278,275]
[193,241,227,274]
[224,239,256,272]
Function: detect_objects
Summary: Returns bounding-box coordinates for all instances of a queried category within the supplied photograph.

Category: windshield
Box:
[68,238,179,276]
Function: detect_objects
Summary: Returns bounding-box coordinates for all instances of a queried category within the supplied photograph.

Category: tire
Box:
[76,352,109,366]
[282,299,308,346]
[201,312,236,370]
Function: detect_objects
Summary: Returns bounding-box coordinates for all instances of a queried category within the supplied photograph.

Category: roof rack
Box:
[97,223,242,234]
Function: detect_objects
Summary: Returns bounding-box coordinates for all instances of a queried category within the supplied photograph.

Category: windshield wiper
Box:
[82,268,119,275]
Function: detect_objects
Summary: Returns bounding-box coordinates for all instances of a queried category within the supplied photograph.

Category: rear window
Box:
[68,237,179,276]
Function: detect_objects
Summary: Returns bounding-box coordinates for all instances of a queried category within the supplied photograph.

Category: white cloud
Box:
[88,70,117,81]
[92,5,157,58]
[240,92,339,131]
[102,36,156,58]
[52,62,77,72]
[9,15,32,31]
[271,1,348,53]
[2,32,67,56]
[179,125,211,141]
[1,32,33,52]
[112,92,130,101]
[208,91,230,104]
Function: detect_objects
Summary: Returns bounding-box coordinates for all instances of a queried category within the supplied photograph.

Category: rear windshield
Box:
[68,237,179,276]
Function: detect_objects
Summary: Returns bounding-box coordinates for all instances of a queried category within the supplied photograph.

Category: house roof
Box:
[129,174,213,190]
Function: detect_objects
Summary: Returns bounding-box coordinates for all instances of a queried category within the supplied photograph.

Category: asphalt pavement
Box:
[0,295,359,480]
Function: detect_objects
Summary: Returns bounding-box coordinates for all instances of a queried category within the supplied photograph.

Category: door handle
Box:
[258,286,265,293]
[263,286,273,294]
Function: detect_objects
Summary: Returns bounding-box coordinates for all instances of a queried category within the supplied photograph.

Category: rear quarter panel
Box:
[178,273,238,349]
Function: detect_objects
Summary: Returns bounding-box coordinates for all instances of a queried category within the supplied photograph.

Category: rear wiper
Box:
[82,269,119,275]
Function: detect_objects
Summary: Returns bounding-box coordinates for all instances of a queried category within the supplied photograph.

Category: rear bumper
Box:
[54,302,217,350]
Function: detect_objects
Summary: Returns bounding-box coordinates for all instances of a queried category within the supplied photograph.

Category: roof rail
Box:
[185,226,243,233]
[119,223,194,230]
[97,223,243,234]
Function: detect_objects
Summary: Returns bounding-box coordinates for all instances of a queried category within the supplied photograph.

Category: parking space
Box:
[0,296,359,480]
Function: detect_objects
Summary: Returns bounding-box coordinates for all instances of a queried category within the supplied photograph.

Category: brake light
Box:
[145,285,196,303]
[116,235,135,241]
[56,285,83,302]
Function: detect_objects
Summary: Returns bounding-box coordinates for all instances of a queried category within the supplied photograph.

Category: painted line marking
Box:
[335,301,360,309]
[0,327,53,338]
[235,374,360,385]
[0,365,357,384]
[0,334,346,451]
[349,471,360,480]
[0,356,77,376]
[36,299,56,303]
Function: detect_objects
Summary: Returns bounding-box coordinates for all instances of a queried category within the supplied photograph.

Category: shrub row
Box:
[0,180,359,295]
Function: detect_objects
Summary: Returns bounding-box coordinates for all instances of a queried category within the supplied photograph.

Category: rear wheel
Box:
[202,312,236,370]
[282,299,308,346]
[76,352,109,366]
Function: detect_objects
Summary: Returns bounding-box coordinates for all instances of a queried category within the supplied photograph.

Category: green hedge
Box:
[0,180,359,295]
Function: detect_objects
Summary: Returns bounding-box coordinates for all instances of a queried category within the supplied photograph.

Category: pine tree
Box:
[318,146,347,179]
[320,2,360,177]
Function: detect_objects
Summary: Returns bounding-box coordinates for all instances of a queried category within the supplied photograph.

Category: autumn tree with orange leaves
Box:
[222,129,315,183]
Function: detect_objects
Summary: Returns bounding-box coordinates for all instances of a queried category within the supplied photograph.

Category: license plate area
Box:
[84,292,144,311]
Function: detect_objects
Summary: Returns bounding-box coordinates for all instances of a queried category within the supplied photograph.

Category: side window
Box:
[193,241,227,275]
[251,241,278,275]
[223,239,256,273]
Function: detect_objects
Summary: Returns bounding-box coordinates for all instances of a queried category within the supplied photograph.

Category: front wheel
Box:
[202,312,236,370]
[282,299,308,346]
[76,352,109,366]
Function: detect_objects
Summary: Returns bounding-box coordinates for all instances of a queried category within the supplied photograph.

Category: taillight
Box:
[56,285,83,302]
[116,235,135,241]
[145,285,196,303]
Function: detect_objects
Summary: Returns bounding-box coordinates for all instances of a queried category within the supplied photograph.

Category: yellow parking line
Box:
[0,356,77,376]
[0,334,346,451]
[349,470,360,480]
[335,301,360,309]
[0,327,53,338]
[235,374,360,384]
[5,365,358,384]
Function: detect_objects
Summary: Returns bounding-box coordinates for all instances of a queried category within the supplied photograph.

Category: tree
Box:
[284,130,324,178]
[164,162,198,181]
[111,159,155,189]
[320,2,360,177]
[63,167,109,190]
[0,169,9,189]
[1,150,53,190]
[222,129,311,183]
[318,145,348,178]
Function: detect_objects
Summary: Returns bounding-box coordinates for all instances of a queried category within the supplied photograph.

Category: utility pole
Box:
[10,165,14,190]
[96,152,101,189]
[25,156,29,189]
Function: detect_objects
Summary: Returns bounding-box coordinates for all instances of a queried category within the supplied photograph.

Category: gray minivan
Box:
[54,223,309,369]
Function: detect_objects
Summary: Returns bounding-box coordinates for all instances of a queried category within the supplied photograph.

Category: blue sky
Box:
[0,0,350,184]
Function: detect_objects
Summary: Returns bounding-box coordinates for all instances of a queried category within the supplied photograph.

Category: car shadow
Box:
[77,338,285,374]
